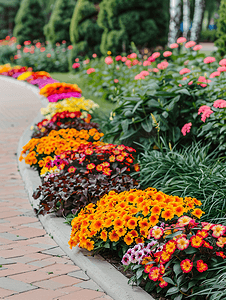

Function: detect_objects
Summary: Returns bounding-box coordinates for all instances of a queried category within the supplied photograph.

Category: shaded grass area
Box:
[50,72,116,115]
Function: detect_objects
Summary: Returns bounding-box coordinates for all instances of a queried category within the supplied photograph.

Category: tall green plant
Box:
[97,0,169,55]
[13,0,45,45]
[69,0,103,65]
[215,0,226,56]
[44,0,76,45]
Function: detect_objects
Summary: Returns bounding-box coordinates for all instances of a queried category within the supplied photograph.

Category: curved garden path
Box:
[0,77,113,300]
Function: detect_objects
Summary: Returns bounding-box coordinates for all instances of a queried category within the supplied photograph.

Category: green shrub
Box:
[215,0,226,56]
[97,0,169,55]
[13,0,45,45]
[200,29,217,42]
[69,0,103,65]
[137,142,226,222]
[44,0,76,45]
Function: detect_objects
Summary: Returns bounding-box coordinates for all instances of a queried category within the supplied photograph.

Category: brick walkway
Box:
[0,78,113,300]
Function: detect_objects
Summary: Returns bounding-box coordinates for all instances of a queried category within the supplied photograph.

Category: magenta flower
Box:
[47,92,82,102]
[198,105,213,122]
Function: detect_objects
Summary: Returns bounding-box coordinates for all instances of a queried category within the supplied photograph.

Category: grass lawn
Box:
[50,72,116,115]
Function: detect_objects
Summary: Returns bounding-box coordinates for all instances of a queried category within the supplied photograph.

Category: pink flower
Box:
[114,79,119,83]
[68,45,73,50]
[188,81,193,85]
[179,68,191,75]
[181,122,192,136]
[72,63,80,69]
[209,71,221,78]
[140,71,149,77]
[177,37,187,44]
[132,59,139,65]
[213,99,226,108]
[157,61,169,70]
[121,57,127,62]
[197,76,211,87]
[198,105,213,122]
[219,58,226,66]
[185,41,196,48]
[134,74,145,80]
[170,43,178,49]
[87,68,95,74]
[203,57,216,64]
[152,52,160,59]
[105,56,113,65]
[147,56,155,62]
[182,77,188,80]
[193,44,202,51]
[163,51,172,57]
[218,66,226,72]
[152,68,159,73]
[47,53,51,58]
[115,55,122,61]
[143,60,151,66]
[75,58,79,62]
[92,53,97,58]
[83,59,90,65]
[127,53,137,59]
[125,60,132,67]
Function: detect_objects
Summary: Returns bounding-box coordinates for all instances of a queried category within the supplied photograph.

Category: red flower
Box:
[196,260,208,272]
[86,163,95,170]
[180,259,193,273]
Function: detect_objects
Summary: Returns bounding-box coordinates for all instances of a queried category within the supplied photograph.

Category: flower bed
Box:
[1,37,226,299]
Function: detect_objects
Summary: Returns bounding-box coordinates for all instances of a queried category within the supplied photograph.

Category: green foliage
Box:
[137,142,226,222]
[44,0,76,45]
[215,0,226,56]
[0,0,20,39]
[13,0,45,45]
[16,43,71,72]
[200,29,217,42]
[69,0,103,64]
[97,0,169,55]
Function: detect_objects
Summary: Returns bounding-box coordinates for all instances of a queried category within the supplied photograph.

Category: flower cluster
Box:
[39,82,82,97]
[31,111,97,139]
[68,188,203,252]
[40,97,99,120]
[122,216,226,298]
[42,142,138,177]
[198,105,214,122]
[19,128,104,171]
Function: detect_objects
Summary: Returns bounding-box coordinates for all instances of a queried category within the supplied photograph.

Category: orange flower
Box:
[124,233,134,245]
[190,235,203,248]
[109,230,120,242]
[161,209,174,220]
[114,219,124,228]
[127,218,138,230]
[196,260,208,272]
[151,206,161,215]
[148,267,160,281]
[100,230,108,242]
[92,220,103,231]
[180,259,193,273]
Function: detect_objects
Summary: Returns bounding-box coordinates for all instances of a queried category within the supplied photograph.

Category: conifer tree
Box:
[215,0,226,56]
[97,0,169,56]
[69,0,103,63]
[44,0,76,45]
[13,0,45,45]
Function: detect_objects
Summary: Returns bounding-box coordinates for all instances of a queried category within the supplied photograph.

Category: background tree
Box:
[98,0,169,56]
[168,0,181,45]
[69,0,103,64]
[13,0,45,45]
[190,0,205,42]
[44,0,76,45]
[0,0,20,39]
[183,0,190,39]
[215,0,226,56]
[38,0,56,24]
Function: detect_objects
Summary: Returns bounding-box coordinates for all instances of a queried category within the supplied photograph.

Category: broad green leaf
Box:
[176,89,191,96]
[162,276,175,285]
[166,286,180,296]
[173,263,182,277]
[141,119,153,133]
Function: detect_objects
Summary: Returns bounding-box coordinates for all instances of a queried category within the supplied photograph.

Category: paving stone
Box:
[34,275,82,290]
[0,257,16,265]
[67,270,89,280]
[0,232,27,241]
[10,227,46,239]
[41,246,66,256]
[38,263,80,276]
[0,277,37,292]
[53,288,105,300]
[29,243,57,250]
[74,279,104,292]
[0,287,16,298]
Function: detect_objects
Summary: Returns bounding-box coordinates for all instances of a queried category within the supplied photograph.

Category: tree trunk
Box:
[190,0,205,42]
[183,0,190,39]
[168,0,182,45]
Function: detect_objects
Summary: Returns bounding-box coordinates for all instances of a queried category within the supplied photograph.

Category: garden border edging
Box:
[0,75,154,300]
